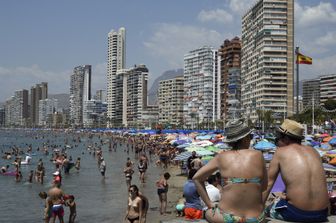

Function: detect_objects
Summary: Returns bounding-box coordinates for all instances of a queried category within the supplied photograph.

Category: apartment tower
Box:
[69,65,91,127]
[183,46,219,129]
[30,82,48,126]
[218,37,241,120]
[241,0,294,122]
[106,27,126,127]
[158,76,184,127]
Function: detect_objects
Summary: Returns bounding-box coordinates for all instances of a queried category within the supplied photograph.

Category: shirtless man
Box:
[48,186,64,223]
[262,119,329,222]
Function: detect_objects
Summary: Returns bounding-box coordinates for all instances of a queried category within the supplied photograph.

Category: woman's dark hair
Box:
[164,172,171,180]
[129,184,139,196]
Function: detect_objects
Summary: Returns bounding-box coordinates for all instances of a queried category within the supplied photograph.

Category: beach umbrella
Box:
[173,151,192,161]
[205,145,221,153]
[195,135,212,140]
[215,143,230,150]
[323,136,333,142]
[253,141,276,151]
[271,175,285,193]
[323,163,336,172]
[195,150,214,156]
[263,153,273,162]
[329,137,336,146]
[202,155,214,164]
[176,143,191,149]
[329,157,336,166]
[321,133,330,137]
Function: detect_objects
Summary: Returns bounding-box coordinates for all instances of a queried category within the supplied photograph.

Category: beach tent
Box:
[253,141,276,151]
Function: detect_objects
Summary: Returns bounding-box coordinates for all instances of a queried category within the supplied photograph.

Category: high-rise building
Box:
[69,65,91,127]
[5,90,29,127]
[106,27,126,126]
[218,37,241,120]
[94,90,105,102]
[302,78,320,108]
[124,65,148,128]
[158,76,184,127]
[39,98,58,127]
[241,0,294,122]
[30,82,48,126]
[320,74,336,106]
[183,46,219,129]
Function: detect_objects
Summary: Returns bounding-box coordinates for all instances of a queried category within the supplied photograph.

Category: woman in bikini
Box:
[193,119,267,223]
[156,172,171,215]
[124,161,135,189]
[125,185,143,223]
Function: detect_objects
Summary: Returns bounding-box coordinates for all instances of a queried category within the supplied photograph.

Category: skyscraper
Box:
[106,27,126,126]
[218,37,241,120]
[69,65,91,127]
[241,0,294,122]
[183,46,219,129]
[30,82,48,126]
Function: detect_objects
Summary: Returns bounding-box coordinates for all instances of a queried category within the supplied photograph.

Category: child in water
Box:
[64,195,76,223]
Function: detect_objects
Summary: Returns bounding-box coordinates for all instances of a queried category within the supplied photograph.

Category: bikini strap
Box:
[226,177,261,184]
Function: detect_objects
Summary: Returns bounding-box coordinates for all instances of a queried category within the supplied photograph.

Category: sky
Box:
[1,0,336,102]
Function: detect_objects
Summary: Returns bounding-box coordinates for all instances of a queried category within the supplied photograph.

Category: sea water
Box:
[0,129,164,222]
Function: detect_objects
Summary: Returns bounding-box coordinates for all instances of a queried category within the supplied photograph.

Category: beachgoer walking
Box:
[53,171,62,188]
[75,157,80,172]
[138,159,147,183]
[263,119,329,222]
[124,162,135,188]
[99,157,106,177]
[156,172,171,215]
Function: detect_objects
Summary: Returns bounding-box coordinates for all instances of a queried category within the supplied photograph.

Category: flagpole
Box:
[295,46,299,115]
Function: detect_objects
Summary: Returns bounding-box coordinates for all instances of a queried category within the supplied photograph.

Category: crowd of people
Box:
[0,118,333,223]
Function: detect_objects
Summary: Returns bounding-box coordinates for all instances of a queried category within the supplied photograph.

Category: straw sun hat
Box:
[223,119,252,143]
[276,119,304,140]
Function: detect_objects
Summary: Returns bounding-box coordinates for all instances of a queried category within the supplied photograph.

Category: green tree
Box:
[324,99,336,110]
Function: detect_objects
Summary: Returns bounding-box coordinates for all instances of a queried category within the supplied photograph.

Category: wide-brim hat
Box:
[276,119,304,140]
[223,119,252,143]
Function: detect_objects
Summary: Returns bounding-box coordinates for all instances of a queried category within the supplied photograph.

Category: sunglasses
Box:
[129,190,136,193]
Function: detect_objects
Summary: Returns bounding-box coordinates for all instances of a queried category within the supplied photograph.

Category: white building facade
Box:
[183,46,220,129]
[241,0,294,122]
[106,27,126,126]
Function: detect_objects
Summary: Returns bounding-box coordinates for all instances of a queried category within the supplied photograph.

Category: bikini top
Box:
[226,177,261,185]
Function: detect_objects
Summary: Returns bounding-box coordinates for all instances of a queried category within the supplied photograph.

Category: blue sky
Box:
[0,0,335,101]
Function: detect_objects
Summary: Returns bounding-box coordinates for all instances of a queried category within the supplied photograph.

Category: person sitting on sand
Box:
[262,119,329,222]
[175,197,186,217]
[183,169,203,220]
[193,119,267,223]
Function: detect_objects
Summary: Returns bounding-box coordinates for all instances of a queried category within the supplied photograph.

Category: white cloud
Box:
[229,0,255,15]
[316,31,336,47]
[295,2,336,28]
[198,9,233,24]
[144,23,228,68]
[0,63,107,101]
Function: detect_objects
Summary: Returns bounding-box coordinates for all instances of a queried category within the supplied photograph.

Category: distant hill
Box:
[148,69,184,105]
[49,93,69,110]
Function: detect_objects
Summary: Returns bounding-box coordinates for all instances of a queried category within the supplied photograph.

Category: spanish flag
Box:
[296,53,312,64]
